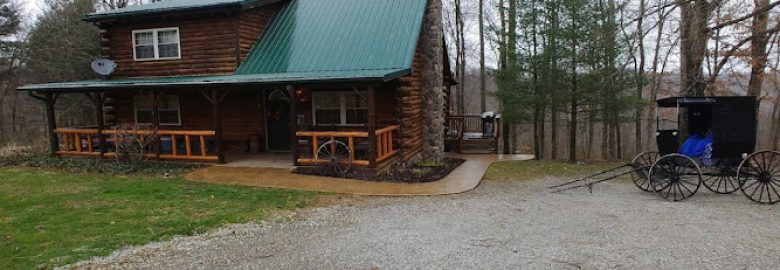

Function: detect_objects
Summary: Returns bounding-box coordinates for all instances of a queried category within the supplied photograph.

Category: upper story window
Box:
[132,27,181,61]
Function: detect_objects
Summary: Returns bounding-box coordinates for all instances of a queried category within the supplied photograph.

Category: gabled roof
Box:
[20,0,429,92]
[236,0,427,79]
[85,0,272,22]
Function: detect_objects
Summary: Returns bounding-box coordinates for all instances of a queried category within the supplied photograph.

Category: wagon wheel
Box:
[316,140,352,177]
[737,151,780,204]
[702,167,740,194]
[630,151,659,192]
[649,154,702,202]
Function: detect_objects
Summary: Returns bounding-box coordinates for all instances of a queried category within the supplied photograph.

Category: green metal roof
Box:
[22,0,428,92]
[84,0,261,22]
[236,0,426,76]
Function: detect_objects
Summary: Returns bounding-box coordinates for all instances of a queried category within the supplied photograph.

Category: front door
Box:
[266,89,291,151]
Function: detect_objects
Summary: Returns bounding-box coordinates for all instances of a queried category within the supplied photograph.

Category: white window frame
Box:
[132,27,181,61]
[133,95,182,126]
[312,91,367,126]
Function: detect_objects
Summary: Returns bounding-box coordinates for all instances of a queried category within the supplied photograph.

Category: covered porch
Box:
[23,81,402,171]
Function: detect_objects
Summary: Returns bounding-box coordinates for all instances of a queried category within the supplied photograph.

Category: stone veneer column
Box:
[420,0,445,161]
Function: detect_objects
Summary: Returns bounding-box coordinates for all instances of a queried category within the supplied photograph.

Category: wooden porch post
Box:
[149,92,162,160]
[367,85,377,168]
[85,92,107,155]
[211,89,226,164]
[43,93,59,157]
[288,85,299,165]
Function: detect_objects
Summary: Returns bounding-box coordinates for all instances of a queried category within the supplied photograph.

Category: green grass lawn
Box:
[483,159,624,182]
[0,167,318,269]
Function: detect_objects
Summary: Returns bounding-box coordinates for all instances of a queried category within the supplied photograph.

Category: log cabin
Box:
[18,0,458,174]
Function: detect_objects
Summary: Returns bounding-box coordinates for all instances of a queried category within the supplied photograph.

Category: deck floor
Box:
[221,152,294,169]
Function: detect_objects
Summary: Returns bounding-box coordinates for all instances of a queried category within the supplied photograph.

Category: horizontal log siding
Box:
[108,91,264,150]
[106,17,240,77]
[396,44,425,162]
[238,4,283,62]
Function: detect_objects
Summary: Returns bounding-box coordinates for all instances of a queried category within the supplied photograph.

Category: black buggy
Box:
[553,96,780,204]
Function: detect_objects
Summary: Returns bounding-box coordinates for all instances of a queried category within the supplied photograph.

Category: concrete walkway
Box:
[185,153,531,196]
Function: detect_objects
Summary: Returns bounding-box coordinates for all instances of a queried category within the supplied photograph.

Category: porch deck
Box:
[445,115,500,154]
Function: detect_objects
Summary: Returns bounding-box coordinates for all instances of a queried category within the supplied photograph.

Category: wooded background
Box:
[1,0,779,162]
[444,0,780,161]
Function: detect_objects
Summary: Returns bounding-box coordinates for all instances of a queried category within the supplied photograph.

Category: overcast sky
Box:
[20,0,43,21]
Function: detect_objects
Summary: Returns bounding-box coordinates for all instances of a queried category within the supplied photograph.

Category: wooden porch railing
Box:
[295,125,400,167]
[376,125,399,162]
[444,115,501,153]
[54,128,218,161]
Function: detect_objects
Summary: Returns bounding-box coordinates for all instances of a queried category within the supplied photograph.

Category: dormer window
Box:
[132,27,181,61]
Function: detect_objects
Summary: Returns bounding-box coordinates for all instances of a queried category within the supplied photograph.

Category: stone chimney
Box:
[419,0,445,161]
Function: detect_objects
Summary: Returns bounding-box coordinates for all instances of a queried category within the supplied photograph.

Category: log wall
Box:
[238,3,283,62]
[101,5,280,78]
[105,16,240,77]
[396,43,425,162]
[107,90,265,150]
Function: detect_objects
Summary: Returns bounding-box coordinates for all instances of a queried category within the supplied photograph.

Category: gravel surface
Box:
[69,178,780,269]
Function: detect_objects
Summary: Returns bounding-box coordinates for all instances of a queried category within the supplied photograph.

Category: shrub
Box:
[0,150,206,176]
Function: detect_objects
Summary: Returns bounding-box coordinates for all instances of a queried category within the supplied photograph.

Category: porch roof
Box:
[16,69,408,92]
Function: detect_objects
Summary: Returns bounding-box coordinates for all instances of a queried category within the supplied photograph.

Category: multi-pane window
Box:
[134,95,181,125]
[132,28,181,61]
[313,92,368,125]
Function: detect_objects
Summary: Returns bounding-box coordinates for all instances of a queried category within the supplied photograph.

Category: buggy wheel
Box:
[316,140,352,177]
[702,167,740,194]
[737,151,780,204]
[649,154,702,202]
[630,151,659,192]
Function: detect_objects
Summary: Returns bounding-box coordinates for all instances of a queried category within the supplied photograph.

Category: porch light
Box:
[295,88,306,102]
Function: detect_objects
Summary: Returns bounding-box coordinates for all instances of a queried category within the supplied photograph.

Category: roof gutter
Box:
[17,74,407,93]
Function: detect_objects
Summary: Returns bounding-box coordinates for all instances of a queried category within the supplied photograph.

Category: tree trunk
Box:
[647,4,668,150]
[679,0,716,96]
[479,0,486,113]
[634,0,646,155]
[551,109,558,160]
[773,96,780,149]
[587,107,594,160]
[748,0,769,99]
[569,78,577,162]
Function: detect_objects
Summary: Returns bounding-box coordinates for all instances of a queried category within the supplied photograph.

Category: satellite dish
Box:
[91,59,117,78]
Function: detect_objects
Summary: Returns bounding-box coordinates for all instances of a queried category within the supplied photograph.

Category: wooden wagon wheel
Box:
[630,151,658,192]
[317,140,353,177]
[702,167,741,194]
[649,154,702,202]
[737,151,780,204]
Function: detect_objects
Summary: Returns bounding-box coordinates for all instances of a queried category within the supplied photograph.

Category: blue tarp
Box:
[680,133,713,158]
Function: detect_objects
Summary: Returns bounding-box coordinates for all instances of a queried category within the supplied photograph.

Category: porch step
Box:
[459,138,497,154]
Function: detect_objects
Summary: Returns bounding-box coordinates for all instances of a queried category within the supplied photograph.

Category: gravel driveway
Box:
[72,177,780,269]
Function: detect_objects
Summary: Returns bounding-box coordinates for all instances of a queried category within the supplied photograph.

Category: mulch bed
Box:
[294,158,465,183]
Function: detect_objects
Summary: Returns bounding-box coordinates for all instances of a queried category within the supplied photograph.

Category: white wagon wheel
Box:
[316,140,353,177]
